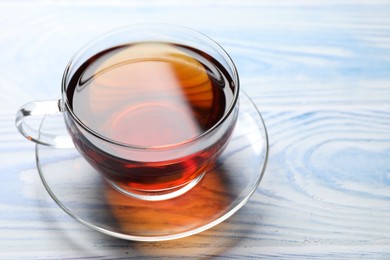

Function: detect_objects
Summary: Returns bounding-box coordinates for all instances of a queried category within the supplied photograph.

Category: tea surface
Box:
[67,42,234,147]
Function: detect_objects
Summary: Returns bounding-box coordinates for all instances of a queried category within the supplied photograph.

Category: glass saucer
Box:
[35,91,268,241]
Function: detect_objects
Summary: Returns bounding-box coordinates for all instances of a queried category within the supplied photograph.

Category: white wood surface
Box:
[1,0,389,259]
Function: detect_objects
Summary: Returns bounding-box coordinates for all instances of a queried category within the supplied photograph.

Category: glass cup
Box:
[15,24,239,201]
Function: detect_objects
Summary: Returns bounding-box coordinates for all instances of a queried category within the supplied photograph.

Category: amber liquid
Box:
[66,42,235,191]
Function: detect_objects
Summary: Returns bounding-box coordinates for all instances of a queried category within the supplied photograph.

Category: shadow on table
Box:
[98,206,254,259]
[37,160,260,258]
[95,163,257,258]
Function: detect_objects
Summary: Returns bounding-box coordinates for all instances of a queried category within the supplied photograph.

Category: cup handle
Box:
[15,99,73,148]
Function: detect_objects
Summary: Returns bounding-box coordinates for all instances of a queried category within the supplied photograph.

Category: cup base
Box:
[106,172,206,201]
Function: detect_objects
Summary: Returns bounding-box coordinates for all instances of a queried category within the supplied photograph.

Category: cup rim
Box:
[61,23,240,150]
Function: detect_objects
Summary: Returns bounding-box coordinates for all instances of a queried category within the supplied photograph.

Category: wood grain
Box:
[0,0,389,259]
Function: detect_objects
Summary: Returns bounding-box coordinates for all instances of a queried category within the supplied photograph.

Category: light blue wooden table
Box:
[1,0,389,259]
